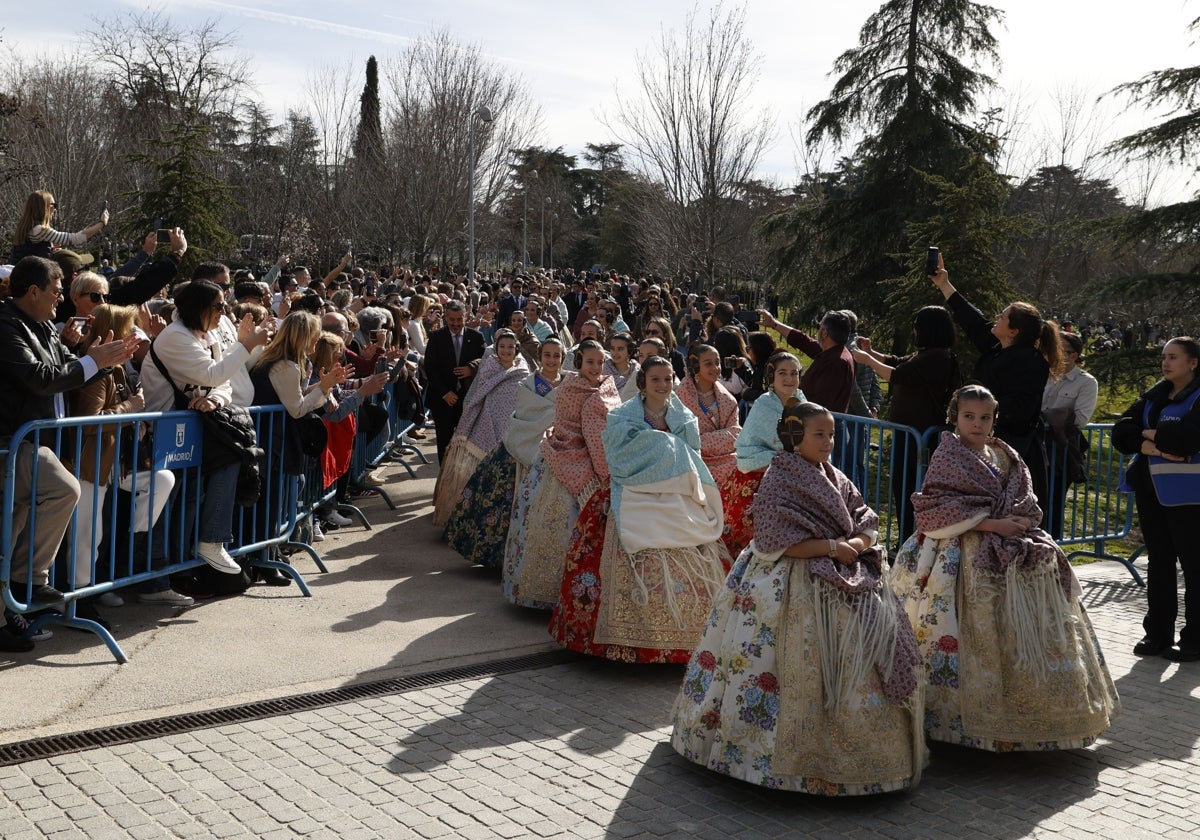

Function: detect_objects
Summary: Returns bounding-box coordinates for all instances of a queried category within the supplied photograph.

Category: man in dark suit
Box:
[564,279,587,328]
[423,299,485,462]
[494,276,527,334]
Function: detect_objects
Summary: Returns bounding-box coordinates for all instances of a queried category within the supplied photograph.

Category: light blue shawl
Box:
[602,393,715,546]
[735,388,805,472]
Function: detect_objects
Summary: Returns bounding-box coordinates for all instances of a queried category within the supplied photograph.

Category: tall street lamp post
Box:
[467,105,493,282]
[522,168,537,270]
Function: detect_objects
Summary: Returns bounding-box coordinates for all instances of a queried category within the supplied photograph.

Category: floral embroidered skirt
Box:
[671,547,924,795]
[890,531,1120,751]
[720,468,763,559]
[444,445,517,569]
[503,455,577,609]
[549,487,725,664]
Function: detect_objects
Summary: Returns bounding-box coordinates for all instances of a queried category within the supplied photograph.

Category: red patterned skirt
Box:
[721,468,764,559]
[548,486,699,664]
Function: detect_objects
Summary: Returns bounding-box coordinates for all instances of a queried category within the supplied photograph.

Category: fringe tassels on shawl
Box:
[811,576,927,784]
[627,542,726,629]
[812,577,900,711]
[433,437,485,527]
[967,559,1073,683]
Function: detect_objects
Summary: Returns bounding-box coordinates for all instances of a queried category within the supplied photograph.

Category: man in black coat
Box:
[0,257,139,649]
[423,300,485,462]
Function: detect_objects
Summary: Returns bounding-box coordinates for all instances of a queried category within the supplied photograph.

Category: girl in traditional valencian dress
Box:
[432,329,528,527]
[550,356,728,662]
[677,344,741,560]
[723,352,804,557]
[672,400,925,794]
[501,339,572,603]
[890,385,1119,751]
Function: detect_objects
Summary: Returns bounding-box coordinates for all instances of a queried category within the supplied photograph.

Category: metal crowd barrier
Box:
[1,406,304,662]
[830,414,926,552]
[831,414,1144,585]
[1048,424,1142,584]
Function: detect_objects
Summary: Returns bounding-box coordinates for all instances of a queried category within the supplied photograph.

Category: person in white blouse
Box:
[1041,331,1098,539]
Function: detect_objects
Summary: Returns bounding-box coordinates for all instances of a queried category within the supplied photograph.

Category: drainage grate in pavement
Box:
[0,648,580,767]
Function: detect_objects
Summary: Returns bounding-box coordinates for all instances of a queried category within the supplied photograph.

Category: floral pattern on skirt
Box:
[549,487,702,664]
[721,468,763,558]
[503,455,577,609]
[890,531,1120,751]
[671,548,923,795]
[444,445,517,569]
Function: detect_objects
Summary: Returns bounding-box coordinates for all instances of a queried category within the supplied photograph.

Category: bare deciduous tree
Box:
[0,54,126,251]
[611,1,772,286]
[381,28,540,269]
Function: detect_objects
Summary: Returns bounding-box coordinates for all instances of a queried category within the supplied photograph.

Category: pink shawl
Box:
[675,377,740,485]
[541,375,622,499]
[914,432,1071,594]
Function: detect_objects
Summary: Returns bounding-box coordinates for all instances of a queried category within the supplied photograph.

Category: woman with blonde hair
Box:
[10,190,108,263]
[251,311,350,475]
[405,294,433,356]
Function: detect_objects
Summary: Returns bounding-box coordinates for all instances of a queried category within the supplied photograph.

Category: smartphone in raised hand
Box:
[925,246,940,276]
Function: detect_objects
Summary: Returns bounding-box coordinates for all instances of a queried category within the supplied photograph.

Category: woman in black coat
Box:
[930,257,1063,517]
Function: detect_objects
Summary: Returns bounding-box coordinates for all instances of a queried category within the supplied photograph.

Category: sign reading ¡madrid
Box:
[153,415,203,470]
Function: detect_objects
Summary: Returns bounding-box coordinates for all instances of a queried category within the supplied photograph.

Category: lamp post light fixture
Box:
[549,212,559,268]
[541,196,552,268]
[467,105,494,282]
[522,168,537,270]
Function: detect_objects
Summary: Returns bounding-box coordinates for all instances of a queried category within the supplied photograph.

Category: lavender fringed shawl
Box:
[753,452,884,588]
[454,354,529,454]
[752,452,920,705]
[914,432,1072,595]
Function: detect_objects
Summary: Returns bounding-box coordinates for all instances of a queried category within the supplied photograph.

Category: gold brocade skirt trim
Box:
[593,516,727,651]
[773,567,924,782]
[432,437,485,527]
[514,471,576,607]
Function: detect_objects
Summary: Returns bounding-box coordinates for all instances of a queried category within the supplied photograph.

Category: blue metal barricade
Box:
[229,406,317,594]
[830,413,926,553]
[1,405,311,662]
[1047,424,1142,584]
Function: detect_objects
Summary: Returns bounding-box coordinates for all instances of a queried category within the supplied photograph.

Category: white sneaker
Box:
[138,589,195,607]
[312,521,325,542]
[197,542,242,575]
[325,510,354,527]
[97,592,124,607]
[360,469,385,487]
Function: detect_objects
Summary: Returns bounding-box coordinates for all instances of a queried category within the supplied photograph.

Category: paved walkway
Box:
[0,555,1194,839]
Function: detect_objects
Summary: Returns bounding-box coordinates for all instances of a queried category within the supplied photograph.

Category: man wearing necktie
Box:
[424,300,485,462]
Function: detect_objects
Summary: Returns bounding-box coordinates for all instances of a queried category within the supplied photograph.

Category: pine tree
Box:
[354,56,384,169]
[762,0,1005,335]
[1105,15,1200,298]
[128,120,235,273]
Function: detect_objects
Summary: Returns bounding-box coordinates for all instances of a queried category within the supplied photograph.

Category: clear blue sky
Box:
[5,1,1198,202]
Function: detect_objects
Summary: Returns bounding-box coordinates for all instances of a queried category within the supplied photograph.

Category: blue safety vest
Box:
[1145,385,1200,507]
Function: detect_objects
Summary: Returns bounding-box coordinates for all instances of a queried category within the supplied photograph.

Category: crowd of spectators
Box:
[0,185,1179,662]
